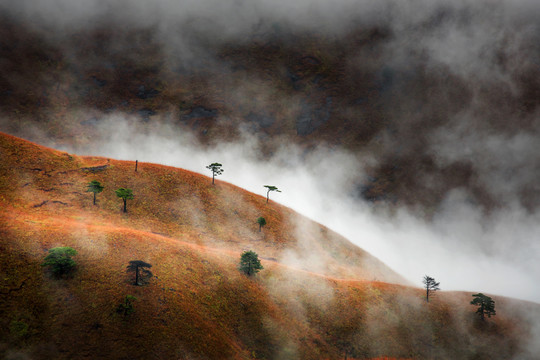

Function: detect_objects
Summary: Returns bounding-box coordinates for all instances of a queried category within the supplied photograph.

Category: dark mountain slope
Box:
[2,3,539,213]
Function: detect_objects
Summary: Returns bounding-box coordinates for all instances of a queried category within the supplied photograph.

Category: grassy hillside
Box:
[1,132,538,360]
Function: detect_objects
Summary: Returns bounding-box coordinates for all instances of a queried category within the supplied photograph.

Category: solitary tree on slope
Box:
[263,185,281,204]
[117,295,137,316]
[422,275,440,302]
[126,260,153,286]
[206,163,223,185]
[87,180,104,205]
[41,247,78,278]
[471,293,496,321]
[239,250,264,276]
[115,188,134,213]
[257,217,267,232]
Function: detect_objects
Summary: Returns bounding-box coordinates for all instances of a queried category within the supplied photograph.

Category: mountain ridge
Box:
[1,131,539,360]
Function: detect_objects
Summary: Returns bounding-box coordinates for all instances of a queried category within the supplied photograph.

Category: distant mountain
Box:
[1,2,539,213]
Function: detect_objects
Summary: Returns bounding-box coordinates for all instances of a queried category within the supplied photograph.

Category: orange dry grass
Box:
[0,130,404,283]
[1,132,537,360]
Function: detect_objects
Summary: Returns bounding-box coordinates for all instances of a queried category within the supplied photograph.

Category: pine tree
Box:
[257,217,267,232]
[41,247,77,277]
[126,260,153,286]
[422,275,440,302]
[87,180,104,205]
[115,188,134,213]
[471,293,496,320]
[206,163,223,184]
[239,250,263,276]
[263,185,281,203]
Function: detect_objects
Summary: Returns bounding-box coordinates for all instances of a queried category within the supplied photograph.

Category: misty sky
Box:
[1,0,540,302]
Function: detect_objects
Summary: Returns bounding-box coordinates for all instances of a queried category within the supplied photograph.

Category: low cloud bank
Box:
[49,114,540,303]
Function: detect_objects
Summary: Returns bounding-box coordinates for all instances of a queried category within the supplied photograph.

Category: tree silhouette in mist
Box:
[423,275,440,302]
[471,293,496,321]
[206,163,223,184]
[263,185,280,203]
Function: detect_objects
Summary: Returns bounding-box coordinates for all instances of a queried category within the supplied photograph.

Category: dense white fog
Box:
[46,116,540,303]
